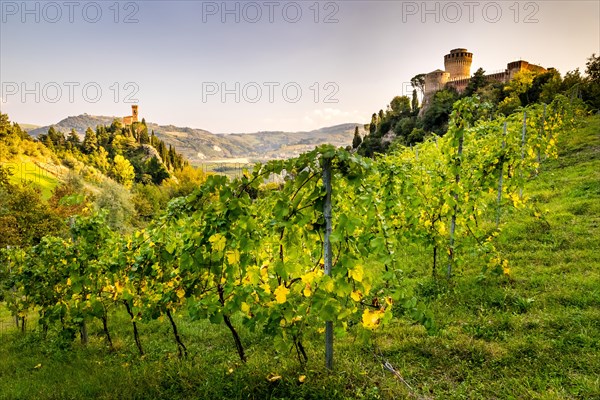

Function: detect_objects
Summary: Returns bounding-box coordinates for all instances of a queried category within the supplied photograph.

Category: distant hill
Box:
[28,115,117,138]
[17,123,40,131]
[27,115,364,163]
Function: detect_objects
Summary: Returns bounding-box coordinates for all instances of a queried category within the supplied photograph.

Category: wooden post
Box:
[322,156,334,370]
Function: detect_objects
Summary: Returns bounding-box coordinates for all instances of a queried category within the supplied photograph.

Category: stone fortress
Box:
[422,48,547,109]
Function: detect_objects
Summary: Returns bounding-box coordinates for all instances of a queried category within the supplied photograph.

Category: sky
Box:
[1,0,599,133]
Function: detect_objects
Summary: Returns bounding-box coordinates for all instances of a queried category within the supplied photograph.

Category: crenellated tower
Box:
[444,48,473,80]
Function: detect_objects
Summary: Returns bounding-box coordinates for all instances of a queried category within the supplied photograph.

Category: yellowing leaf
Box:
[176,288,185,299]
[66,278,72,286]
[244,266,261,285]
[303,284,311,297]
[209,233,226,252]
[241,302,250,314]
[437,221,447,235]
[351,290,363,302]
[362,308,384,330]
[274,285,289,304]
[502,259,510,276]
[298,375,306,383]
[226,250,240,265]
[323,278,334,293]
[348,264,364,283]
[301,270,317,285]
[266,373,281,382]
[260,265,269,281]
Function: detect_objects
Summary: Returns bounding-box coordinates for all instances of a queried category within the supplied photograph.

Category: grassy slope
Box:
[0,115,598,400]
[4,157,60,199]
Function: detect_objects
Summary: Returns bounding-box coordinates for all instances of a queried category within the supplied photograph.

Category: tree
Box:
[464,67,487,97]
[150,130,159,147]
[48,127,66,148]
[0,181,65,248]
[411,74,426,99]
[412,89,419,114]
[422,89,459,135]
[497,70,536,114]
[525,70,561,105]
[139,118,150,144]
[92,147,111,174]
[0,113,10,138]
[352,126,362,149]
[390,96,411,117]
[94,180,134,231]
[586,53,600,81]
[111,155,135,188]
[166,165,206,198]
[67,129,80,147]
[369,114,378,135]
[96,126,110,148]
[0,165,12,187]
[583,54,600,110]
[82,127,98,154]
[146,156,170,185]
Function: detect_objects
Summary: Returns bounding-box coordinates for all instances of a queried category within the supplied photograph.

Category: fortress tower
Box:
[131,105,139,123]
[123,105,139,126]
[444,48,473,80]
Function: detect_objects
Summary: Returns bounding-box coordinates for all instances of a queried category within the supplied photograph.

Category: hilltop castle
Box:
[421,48,547,110]
[122,105,139,126]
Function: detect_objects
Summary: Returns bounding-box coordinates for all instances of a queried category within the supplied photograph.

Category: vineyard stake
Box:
[496,122,507,226]
[447,128,464,279]
[322,155,334,370]
[520,111,527,199]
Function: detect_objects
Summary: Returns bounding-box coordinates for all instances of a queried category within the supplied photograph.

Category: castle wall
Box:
[446,77,470,93]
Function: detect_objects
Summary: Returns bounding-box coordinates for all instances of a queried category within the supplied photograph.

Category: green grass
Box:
[0,115,599,399]
[4,159,60,199]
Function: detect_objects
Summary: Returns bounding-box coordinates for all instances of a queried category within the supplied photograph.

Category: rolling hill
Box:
[27,115,365,163]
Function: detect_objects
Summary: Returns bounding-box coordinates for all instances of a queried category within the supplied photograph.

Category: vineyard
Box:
[1,95,598,399]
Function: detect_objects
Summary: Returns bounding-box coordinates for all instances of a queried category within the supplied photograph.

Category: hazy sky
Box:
[1,0,598,133]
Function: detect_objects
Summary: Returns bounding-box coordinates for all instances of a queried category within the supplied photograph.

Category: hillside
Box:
[1,112,598,399]
[27,115,364,163]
